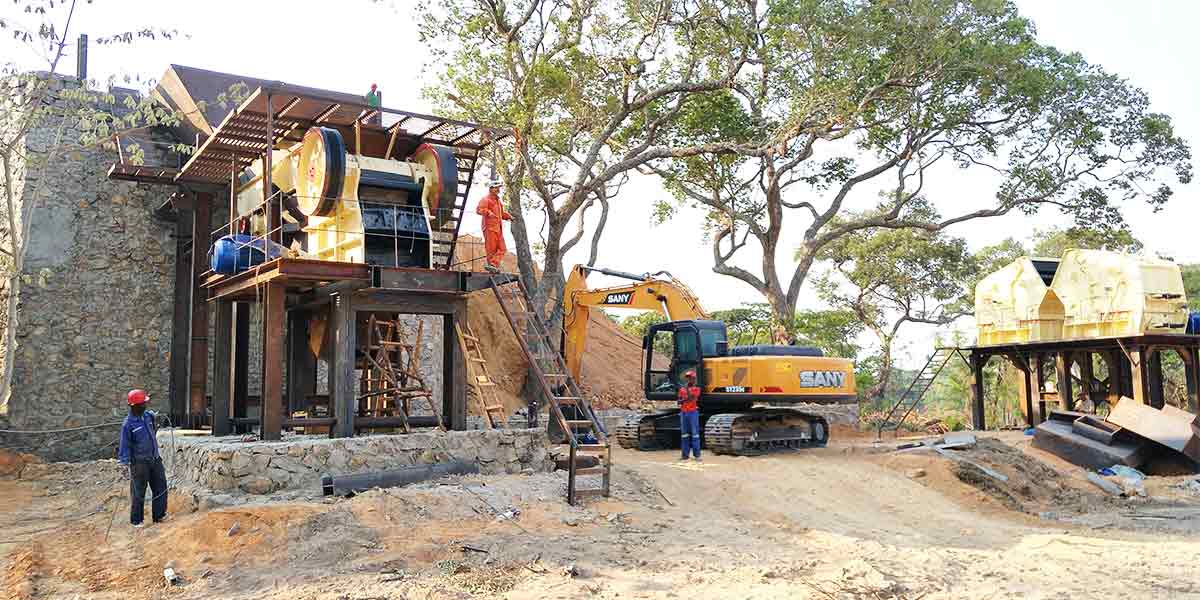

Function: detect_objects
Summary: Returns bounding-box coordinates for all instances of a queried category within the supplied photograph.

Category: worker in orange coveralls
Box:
[476,179,512,273]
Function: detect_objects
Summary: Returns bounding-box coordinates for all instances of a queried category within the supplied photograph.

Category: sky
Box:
[3,0,1199,368]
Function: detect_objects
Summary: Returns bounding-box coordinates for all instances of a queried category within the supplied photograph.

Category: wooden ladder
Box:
[430,149,479,269]
[361,315,443,431]
[456,322,508,429]
[488,275,611,505]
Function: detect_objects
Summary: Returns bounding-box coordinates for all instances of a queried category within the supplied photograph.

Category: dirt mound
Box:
[455,236,645,414]
[0,451,39,479]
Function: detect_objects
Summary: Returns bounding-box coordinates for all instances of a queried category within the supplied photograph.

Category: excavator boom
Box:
[562,264,707,382]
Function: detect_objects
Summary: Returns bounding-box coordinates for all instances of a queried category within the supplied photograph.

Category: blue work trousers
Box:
[680,410,701,459]
[130,457,168,525]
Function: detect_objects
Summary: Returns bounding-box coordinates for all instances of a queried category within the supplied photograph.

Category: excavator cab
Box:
[643,320,728,400]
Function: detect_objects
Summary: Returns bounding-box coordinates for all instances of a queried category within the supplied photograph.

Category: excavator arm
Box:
[561,264,708,382]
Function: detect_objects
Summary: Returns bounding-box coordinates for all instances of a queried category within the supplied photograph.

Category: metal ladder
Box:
[489,274,611,505]
[430,150,478,269]
[876,347,959,437]
[456,322,508,429]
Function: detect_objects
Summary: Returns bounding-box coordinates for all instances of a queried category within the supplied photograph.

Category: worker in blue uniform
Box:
[118,389,168,528]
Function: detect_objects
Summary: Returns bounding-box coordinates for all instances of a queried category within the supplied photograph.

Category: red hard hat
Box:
[370,83,377,90]
[127,389,148,406]
[684,370,696,379]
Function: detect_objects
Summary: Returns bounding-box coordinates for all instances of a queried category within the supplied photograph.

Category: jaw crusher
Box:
[233,126,458,268]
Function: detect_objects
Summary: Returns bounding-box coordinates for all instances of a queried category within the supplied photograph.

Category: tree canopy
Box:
[647,0,1191,326]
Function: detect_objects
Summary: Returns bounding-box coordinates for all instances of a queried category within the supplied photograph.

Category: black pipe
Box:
[321,461,479,496]
[227,415,443,430]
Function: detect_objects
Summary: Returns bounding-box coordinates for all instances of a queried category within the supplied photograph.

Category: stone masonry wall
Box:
[0,76,177,460]
[164,428,553,495]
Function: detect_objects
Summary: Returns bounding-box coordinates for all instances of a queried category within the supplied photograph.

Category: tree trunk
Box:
[0,274,18,410]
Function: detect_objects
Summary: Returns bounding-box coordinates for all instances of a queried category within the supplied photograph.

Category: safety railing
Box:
[205,190,490,275]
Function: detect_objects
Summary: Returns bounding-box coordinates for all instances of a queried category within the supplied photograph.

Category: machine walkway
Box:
[489,275,611,505]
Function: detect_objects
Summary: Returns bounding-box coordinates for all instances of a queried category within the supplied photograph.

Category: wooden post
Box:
[1147,348,1165,409]
[212,300,233,436]
[1078,351,1094,410]
[188,193,212,427]
[287,310,316,415]
[1130,349,1149,405]
[1055,351,1073,412]
[261,282,286,441]
[233,301,250,433]
[332,293,356,438]
[168,213,192,425]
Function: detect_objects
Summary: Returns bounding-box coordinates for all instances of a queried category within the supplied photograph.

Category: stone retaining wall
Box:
[162,428,553,495]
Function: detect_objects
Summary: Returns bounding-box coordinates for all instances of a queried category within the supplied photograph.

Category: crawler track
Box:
[704,410,829,456]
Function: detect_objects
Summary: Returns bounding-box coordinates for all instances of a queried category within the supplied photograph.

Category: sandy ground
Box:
[4,432,1200,599]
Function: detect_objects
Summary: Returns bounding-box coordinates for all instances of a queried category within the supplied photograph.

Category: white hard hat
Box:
[487,179,503,188]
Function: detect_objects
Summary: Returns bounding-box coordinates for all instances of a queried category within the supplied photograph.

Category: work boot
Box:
[694,457,703,463]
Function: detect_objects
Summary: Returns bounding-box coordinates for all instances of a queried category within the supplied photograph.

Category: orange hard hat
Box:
[684,370,696,379]
[127,389,148,406]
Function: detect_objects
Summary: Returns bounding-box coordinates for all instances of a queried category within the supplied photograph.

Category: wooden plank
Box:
[188,194,212,428]
[1130,349,1149,405]
[212,300,233,436]
[261,281,286,441]
[333,293,357,438]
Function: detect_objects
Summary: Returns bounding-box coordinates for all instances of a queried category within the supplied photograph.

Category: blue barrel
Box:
[210,234,285,274]
[1188,311,1200,335]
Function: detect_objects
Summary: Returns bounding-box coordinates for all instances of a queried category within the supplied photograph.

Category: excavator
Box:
[561,265,857,456]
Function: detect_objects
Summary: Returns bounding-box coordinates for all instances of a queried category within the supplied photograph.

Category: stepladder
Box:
[456,321,508,429]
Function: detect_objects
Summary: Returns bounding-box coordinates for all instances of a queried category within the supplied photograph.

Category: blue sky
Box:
[4,0,1197,366]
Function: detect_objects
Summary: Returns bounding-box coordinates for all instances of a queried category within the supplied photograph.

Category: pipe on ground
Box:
[321,460,479,496]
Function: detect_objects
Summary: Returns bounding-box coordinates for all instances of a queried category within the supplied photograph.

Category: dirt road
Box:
[4,435,1200,599]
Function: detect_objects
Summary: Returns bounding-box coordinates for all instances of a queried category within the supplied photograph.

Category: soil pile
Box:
[455,236,645,414]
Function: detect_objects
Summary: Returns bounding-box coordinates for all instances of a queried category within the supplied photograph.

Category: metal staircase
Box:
[430,150,479,269]
[488,275,611,505]
[876,347,960,437]
[456,322,508,430]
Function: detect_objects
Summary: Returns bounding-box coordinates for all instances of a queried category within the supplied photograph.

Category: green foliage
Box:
[1029,226,1143,258]
[619,311,667,341]
[1182,265,1200,311]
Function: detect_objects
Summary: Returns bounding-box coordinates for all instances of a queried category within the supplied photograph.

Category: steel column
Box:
[1130,349,1149,405]
[233,301,250,433]
[443,309,468,431]
[1054,351,1073,412]
[287,309,317,415]
[332,293,356,438]
[212,300,233,436]
[1186,347,1200,414]
[971,352,987,430]
[261,282,286,441]
[1078,351,1094,410]
[188,193,212,427]
[1147,349,1165,409]
[168,214,192,425]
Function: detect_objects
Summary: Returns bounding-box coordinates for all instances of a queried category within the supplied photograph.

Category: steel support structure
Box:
[187,192,212,428]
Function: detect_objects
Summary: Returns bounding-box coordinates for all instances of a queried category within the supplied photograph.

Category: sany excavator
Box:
[562,265,857,456]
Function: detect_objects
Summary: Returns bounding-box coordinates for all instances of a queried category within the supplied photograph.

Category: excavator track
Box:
[616,414,662,450]
[704,409,829,456]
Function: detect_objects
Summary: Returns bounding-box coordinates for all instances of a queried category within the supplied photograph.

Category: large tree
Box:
[649,0,1192,329]
[420,0,758,329]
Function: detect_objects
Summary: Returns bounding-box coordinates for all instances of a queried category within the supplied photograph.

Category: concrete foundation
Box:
[162,428,553,495]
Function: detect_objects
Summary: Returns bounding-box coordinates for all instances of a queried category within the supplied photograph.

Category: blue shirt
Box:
[117,411,160,464]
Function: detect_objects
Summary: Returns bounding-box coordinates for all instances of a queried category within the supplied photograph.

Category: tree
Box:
[1029,226,1142,258]
[419,0,757,334]
[649,0,1191,329]
[1,1,181,406]
[815,224,977,402]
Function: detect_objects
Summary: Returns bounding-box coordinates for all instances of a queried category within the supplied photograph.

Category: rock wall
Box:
[164,428,553,495]
[0,76,177,460]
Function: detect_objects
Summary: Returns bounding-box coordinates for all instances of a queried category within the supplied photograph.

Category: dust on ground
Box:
[6,432,1200,599]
